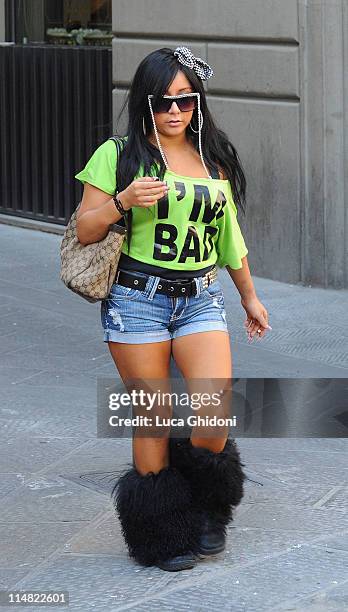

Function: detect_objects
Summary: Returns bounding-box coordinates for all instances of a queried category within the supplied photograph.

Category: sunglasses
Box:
[148,92,199,113]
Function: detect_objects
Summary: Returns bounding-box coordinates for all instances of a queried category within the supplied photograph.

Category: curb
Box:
[0,213,65,235]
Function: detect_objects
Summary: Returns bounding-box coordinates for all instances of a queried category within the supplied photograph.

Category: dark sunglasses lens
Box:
[177,96,197,111]
[152,96,197,113]
[152,98,172,113]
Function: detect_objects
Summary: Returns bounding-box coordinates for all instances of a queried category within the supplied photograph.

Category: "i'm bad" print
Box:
[154,182,227,264]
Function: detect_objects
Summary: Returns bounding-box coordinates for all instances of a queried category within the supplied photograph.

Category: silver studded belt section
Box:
[201,266,218,288]
[115,266,218,298]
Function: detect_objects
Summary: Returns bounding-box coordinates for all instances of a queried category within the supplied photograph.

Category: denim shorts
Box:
[101,269,228,344]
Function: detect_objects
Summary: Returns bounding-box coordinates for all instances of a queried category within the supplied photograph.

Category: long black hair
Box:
[113,47,247,252]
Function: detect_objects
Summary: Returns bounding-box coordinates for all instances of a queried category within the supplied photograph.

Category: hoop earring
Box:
[189,109,203,133]
[142,117,146,135]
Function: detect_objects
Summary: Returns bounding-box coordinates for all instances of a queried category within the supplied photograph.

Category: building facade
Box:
[112,0,347,289]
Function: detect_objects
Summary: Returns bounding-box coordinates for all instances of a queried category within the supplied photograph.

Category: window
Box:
[6,0,112,44]
[46,0,112,31]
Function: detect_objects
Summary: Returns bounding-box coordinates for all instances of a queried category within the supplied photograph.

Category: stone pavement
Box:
[0,223,347,611]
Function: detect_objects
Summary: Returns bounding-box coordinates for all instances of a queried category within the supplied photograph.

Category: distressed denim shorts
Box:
[101,269,228,344]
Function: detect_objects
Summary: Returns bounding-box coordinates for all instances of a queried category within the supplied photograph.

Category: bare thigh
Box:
[171,331,232,452]
[107,340,172,474]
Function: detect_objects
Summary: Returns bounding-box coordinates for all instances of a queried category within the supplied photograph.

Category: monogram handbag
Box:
[60,137,127,303]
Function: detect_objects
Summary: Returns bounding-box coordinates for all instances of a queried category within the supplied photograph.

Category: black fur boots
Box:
[169,437,246,556]
[112,437,246,569]
[112,465,202,571]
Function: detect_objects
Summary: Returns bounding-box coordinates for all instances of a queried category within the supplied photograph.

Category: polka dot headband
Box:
[173,46,214,81]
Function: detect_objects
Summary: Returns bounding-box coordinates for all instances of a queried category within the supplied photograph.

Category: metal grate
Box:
[0,44,112,224]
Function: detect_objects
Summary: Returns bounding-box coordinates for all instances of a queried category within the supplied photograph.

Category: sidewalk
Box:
[0,223,347,611]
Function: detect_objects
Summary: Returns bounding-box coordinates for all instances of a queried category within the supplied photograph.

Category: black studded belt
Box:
[114,266,218,298]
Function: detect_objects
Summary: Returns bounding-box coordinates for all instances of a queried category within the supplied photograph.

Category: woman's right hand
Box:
[117,177,169,211]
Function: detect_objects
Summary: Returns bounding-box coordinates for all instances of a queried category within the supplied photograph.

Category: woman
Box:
[75,47,271,572]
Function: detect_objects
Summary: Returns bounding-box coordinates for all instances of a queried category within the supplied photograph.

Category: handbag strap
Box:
[108,136,128,232]
[108,135,127,157]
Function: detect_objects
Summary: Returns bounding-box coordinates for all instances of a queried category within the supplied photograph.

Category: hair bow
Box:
[173,46,214,81]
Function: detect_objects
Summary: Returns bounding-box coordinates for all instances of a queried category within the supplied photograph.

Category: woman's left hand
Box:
[240,296,272,342]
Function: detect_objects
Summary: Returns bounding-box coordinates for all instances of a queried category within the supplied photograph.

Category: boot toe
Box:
[156,553,196,571]
[198,531,226,556]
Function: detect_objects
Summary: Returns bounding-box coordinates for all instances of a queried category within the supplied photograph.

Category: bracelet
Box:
[113,194,127,216]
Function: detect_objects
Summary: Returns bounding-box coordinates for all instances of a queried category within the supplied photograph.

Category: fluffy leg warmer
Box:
[169,437,246,536]
[112,465,202,567]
